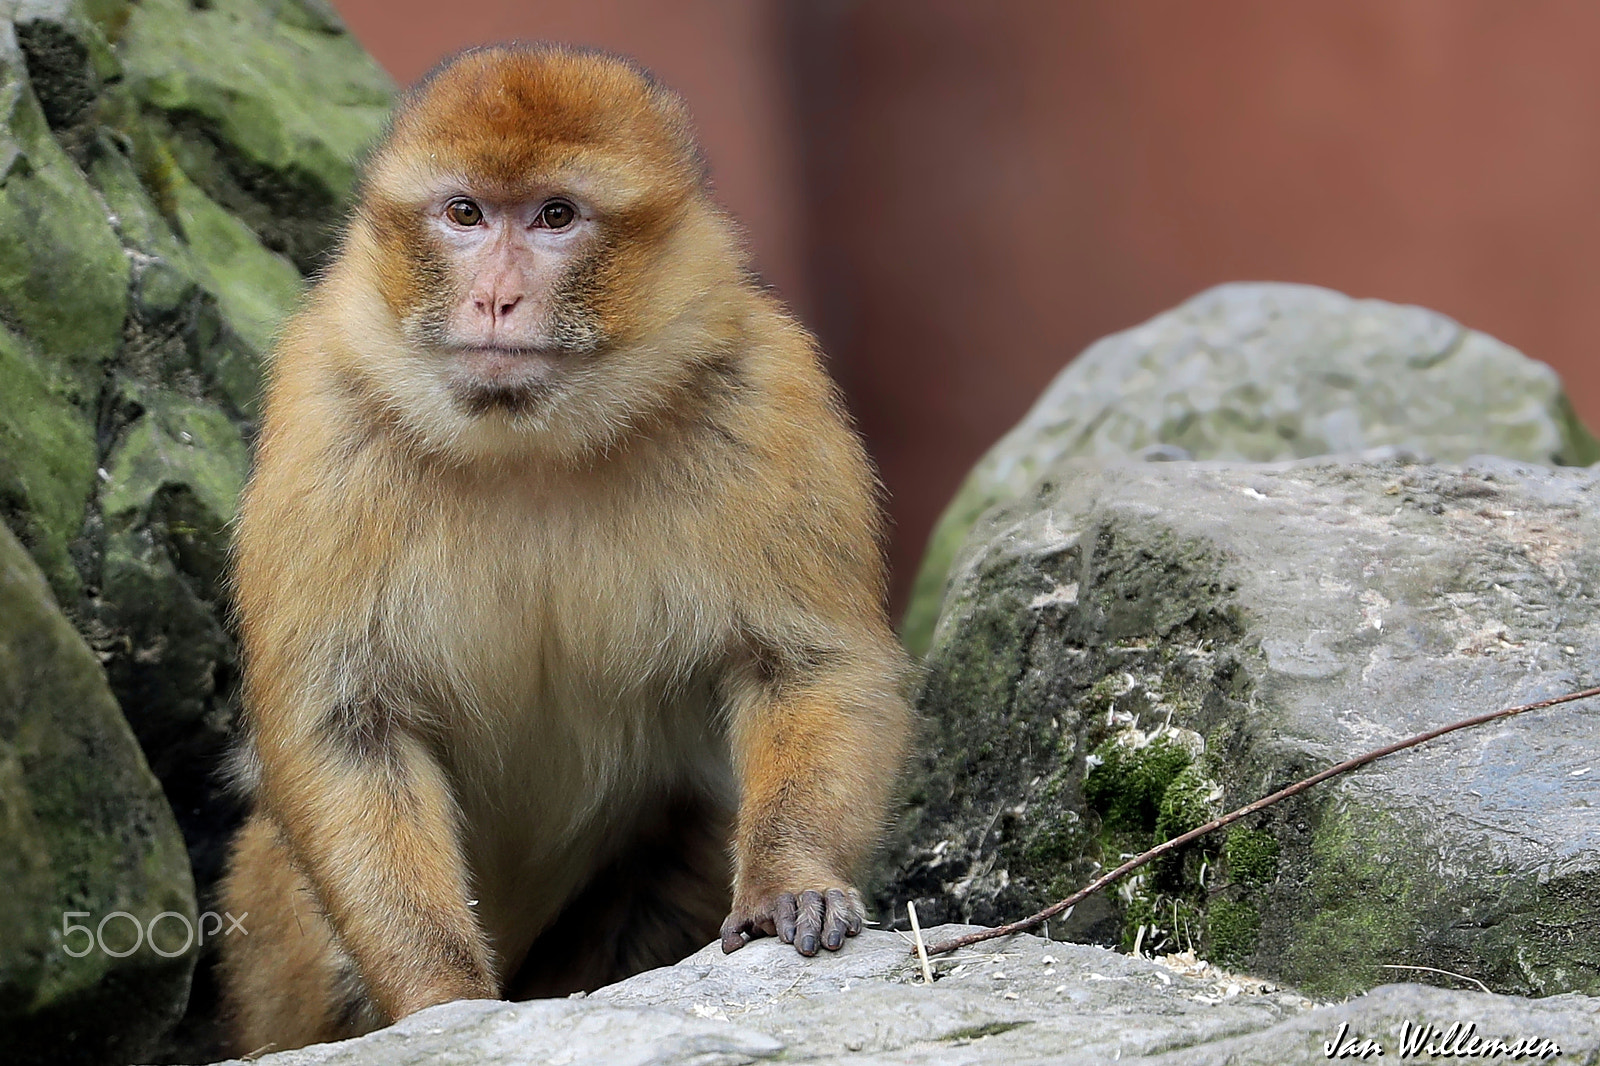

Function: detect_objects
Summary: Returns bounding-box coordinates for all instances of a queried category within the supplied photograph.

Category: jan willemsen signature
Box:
[1324,1020,1562,1059]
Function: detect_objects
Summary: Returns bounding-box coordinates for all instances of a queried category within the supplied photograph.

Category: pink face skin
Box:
[425,190,600,412]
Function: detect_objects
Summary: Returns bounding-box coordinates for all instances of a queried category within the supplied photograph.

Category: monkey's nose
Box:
[473,292,524,324]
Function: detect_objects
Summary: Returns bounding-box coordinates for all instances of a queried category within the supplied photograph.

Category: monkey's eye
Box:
[445,199,484,227]
[538,200,576,229]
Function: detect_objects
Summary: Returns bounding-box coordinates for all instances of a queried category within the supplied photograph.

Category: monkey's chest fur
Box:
[367,472,738,979]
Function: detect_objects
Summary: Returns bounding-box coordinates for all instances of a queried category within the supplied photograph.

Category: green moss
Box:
[1119,888,1158,952]
[1118,883,1207,955]
[1224,828,1280,888]
[164,156,303,360]
[92,113,281,415]
[102,388,248,538]
[942,1021,1031,1042]
[0,525,196,1061]
[902,490,991,657]
[0,326,96,601]
[83,0,135,44]
[1206,899,1261,969]
[119,0,393,267]
[95,389,247,756]
[1022,805,1087,869]
[1501,864,1600,996]
[1154,763,1219,841]
[1281,803,1418,995]
[87,141,202,314]
[1084,734,1192,834]
[1552,391,1600,466]
[0,745,52,1004]
[0,64,129,388]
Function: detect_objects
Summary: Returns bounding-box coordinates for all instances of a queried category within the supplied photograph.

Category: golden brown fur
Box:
[218,45,910,1054]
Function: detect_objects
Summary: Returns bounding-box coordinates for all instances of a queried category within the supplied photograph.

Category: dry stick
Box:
[1380,964,1490,995]
[907,901,934,985]
[919,684,1600,959]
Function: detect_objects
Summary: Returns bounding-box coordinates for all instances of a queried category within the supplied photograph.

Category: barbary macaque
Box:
[217,45,911,1052]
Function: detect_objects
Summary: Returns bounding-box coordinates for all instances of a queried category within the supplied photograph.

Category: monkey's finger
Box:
[822,888,855,950]
[719,914,753,954]
[845,888,865,937]
[774,893,799,944]
[795,890,826,956]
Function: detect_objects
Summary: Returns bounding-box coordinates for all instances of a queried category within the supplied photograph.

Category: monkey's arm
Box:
[718,622,911,955]
[707,326,913,955]
[233,415,498,1021]
[249,700,497,1020]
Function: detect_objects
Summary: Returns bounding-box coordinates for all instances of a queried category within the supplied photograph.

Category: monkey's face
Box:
[399,185,605,417]
[341,47,728,462]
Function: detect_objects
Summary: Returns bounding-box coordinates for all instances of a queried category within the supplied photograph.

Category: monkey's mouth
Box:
[445,346,565,415]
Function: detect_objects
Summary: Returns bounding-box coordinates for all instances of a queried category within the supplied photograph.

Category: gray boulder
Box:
[0,523,196,1065]
[902,283,1600,655]
[877,454,1600,999]
[205,928,1600,1065]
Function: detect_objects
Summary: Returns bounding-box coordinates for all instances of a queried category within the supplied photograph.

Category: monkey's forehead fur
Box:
[366,45,704,213]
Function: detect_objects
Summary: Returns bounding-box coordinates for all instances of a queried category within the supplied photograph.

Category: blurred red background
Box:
[332,0,1600,614]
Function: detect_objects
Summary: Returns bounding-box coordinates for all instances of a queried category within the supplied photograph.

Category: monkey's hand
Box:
[720,885,865,956]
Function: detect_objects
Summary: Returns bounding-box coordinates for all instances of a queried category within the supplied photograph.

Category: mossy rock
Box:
[90,108,301,418]
[0,2,391,1057]
[0,523,197,1065]
[0,324,96,601]
[1223,827,1280,889]
[877,455,1600,997]
[93,389,247,828]
[0,36,128,391]
[119,0,394,270]
[903,283,1600,657]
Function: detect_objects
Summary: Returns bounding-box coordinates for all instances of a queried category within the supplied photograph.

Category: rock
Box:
[0,18,129,395]
[118,0,395,271]
[0,1,393,1057]
[0,523,196,1065]
[879,454,1600,999]
[902,283,1600,656]
[92,387,248,897]
[0,323,96,600]
[205,927,1600,1065]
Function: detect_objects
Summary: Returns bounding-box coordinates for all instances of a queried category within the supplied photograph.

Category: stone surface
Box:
[879,454,1600,999]
[0,322,96,598]
[208,928,1600,1065]
[0,523,196,1066]
[902,283,1600,656]
[118,0,394,271]
[0,1,392,1059]
[93,387,249,903]
[0,19,129,394]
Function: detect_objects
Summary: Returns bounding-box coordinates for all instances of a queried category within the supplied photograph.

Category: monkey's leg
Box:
[218,812,384,1053]
[504,794,732,998]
